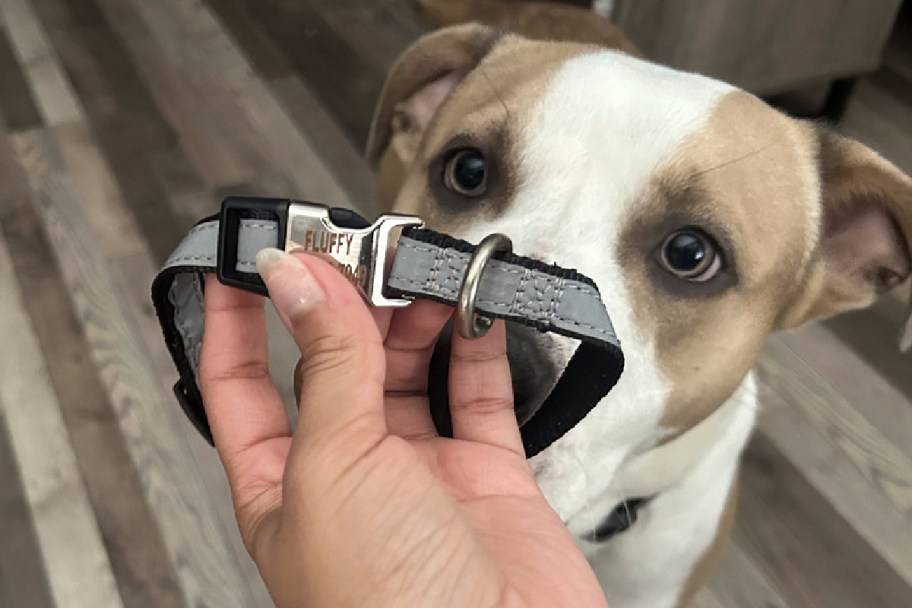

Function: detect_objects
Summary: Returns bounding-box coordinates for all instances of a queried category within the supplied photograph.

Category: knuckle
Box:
[291,426,383,495]
[233,485,280,558]
[202,359,270,384]
[451,395,514,417]
[450,347,507,365]
[297,331,362,377]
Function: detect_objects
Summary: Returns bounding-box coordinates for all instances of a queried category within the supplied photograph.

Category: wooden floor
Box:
[0,1,910,606]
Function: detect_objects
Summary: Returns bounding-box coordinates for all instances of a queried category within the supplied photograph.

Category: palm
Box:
[318,431,603,608]
[200,257,607,608]
[417,436,578,563]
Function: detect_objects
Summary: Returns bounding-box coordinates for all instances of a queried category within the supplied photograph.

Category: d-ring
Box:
[455,233,513,339]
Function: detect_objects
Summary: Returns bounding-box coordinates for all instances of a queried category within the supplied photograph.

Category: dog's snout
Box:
[506,324,564,424]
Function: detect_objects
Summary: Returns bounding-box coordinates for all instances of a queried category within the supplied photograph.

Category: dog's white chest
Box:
[570,377,757,608]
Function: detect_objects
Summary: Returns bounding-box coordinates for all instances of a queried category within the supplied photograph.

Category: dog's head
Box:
[367,25,912,530]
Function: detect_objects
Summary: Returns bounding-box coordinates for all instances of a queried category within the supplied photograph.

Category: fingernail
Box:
[255,247,285,274]
[256,248,325,319]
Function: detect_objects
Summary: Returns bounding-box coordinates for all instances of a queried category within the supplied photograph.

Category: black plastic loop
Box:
[217,197,290,296]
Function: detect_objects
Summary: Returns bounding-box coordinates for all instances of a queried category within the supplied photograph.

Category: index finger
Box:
[199,276,290,482]
[448,320,523,456]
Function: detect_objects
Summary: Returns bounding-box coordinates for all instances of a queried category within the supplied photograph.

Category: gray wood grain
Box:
[23,5,275,593]
[0,232,124,608]
[0,405,55,608]
[779,321,912,462]
[735,433,912,607]
[756,337,912,585]
[702,540,788,608]
[224,0,386,147]
[0,0,81,125]
[0,128,187,608]
[29,0,202,258]
[2,7,257,605]
[10,125,259,608]
[0,23,41,131]
[207,0,378,210]
[97,0,353,207]
[269,75,378,213]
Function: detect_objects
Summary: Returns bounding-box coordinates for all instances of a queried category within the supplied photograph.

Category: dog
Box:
[365,4,912,607]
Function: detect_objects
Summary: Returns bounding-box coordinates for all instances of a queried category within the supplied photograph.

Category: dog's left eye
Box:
[443,148,487,197]
[659,229,722,282]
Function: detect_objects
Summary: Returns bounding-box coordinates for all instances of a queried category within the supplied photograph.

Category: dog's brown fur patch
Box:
[617,91,818,434]
[776,127,912,338]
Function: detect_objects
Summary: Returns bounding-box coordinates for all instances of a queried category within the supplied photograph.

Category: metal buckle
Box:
[285,202,423,307]
[455,233,513,339]
[217,197,423,306]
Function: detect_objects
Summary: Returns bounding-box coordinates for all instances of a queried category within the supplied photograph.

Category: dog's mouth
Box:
[427,323,564,434]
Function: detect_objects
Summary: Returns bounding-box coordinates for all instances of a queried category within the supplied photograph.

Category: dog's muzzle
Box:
[151,197,624,457]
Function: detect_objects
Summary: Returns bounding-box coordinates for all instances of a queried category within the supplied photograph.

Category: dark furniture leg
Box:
[821,77,858,124]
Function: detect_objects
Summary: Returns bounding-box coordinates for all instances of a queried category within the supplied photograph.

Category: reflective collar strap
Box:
[151,217,624,458]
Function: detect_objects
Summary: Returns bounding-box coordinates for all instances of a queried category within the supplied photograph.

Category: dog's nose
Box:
[506,324,562,425]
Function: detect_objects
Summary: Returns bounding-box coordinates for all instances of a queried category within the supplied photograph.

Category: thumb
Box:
[256,249,387,447]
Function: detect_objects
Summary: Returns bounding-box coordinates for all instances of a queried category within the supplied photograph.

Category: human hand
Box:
[199,249,607,608]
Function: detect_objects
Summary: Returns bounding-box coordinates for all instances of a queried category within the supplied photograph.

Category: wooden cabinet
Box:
[608,0,903,95]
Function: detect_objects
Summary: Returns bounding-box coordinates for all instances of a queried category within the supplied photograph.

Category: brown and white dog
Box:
[366,4,912,606]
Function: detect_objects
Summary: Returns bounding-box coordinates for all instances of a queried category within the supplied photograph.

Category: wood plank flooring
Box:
[0,1,909,606]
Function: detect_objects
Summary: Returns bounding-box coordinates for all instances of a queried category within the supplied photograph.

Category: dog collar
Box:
[151,197,624,457]
[583,497,652,543]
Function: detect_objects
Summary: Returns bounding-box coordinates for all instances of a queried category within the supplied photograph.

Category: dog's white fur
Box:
[586,379,756,608]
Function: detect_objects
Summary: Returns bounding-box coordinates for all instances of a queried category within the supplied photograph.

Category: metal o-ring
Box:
[455,233,513,339]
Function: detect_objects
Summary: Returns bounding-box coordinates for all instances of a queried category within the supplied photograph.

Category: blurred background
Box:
[0,0,909,606]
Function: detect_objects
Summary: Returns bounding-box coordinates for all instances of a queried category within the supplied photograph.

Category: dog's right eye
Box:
[443,148,487,197]
[659,229,722,282]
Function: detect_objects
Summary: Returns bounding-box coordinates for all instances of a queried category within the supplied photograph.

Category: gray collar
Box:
[152,197,624,457]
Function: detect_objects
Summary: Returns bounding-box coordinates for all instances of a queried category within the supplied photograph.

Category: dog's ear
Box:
[365,23,498,168]
[779,128,912,351]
